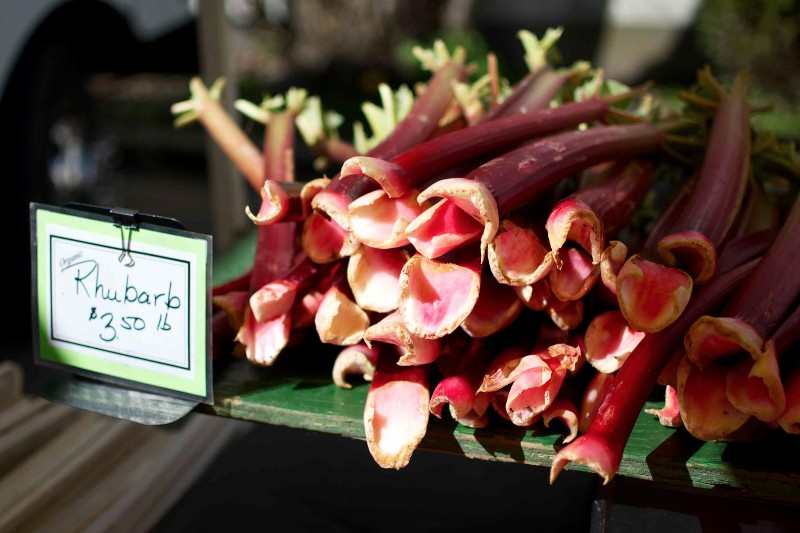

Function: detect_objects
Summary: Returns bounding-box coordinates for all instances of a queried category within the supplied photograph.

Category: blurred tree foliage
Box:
[696,0,800,101]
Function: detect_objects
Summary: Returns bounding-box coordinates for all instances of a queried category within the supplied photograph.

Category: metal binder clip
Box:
[110,207,139,267]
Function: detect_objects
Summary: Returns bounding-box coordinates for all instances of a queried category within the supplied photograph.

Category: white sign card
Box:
[31,203,212,403]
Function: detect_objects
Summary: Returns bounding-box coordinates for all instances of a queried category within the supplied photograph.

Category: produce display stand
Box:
[204,230,800,506]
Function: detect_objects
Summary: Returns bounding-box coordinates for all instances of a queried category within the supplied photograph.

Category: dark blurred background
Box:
[2,1,799,531]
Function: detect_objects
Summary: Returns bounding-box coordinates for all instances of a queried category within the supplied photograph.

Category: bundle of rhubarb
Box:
[173,29,800,482]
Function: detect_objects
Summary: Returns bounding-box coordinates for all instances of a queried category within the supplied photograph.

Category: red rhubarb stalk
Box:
[363,311,441,366]
[406,122,665,262]
[342,95,638,200]
[584,309,646,374]
[429,339,494,428]
[398,248,482,339]
[488,219,554,286]
[311,56,467,229]
[683,194,800,421]
[656,69,752,283]
[364,350,430,469]
[332,344,378,389]
[578,371,615,434]
[545,159,655,264]
[550,256,760,484]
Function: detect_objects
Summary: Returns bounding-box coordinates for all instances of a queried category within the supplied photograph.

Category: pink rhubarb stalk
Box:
[364,350,431,469]
[548,245,600,301]
[346,246,409,313]
[543,381,581,443]
[406,122,665,262]
[314,273,370,346]
[506,357,568,427]
[488,219,554,287]
[546,159,654,264]
[363,311,441,366]
[584,309,646,374]
[398,249,482,339]
[429,340,494,428]
[644,384,682,428]
[249,258,323,322]
[545,160,654,300]
[332,344,379,389]
[235,308,291,367]
[550,256,760,485]
[615,71,751,333]
[310,58,466,234]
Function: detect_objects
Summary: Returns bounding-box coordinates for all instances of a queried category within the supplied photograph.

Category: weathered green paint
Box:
[206,231,800,502]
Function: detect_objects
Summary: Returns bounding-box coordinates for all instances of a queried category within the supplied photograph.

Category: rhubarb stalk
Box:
[364,350,430,469]
[550,256,760,484]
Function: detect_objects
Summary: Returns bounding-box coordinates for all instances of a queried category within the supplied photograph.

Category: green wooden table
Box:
[205,233,800,503]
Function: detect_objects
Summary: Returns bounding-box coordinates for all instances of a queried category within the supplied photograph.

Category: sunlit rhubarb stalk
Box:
[243,90,307,224]
[343,94,639,200]
[307,44,467,257]
[314,270,370,346]
[489,218,554,286]
[346,246,409,313]
[586,227,776,376]
[546,160,654,300]
[475,28,576,122]
[584,309,646,374]
[429,339,494,428]
[506,356,568,427]
[543,380,581,443]
[550,255,760,485]
[235,309,292,367]
[615,70,752,334]
[249,258,323,322]
[644,384,682,428]
[364,350,431,469]
[683,193,800,423]
[479,345,535,393]
[227,98,306,364]
[578,371,615,434]
[406,122,665,262]
[398,248,482,339]
[332,344,378,389]
[364,311,441,366]
[171,77,263,190]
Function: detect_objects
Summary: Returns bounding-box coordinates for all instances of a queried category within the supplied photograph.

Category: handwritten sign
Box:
[32,204,211,402]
